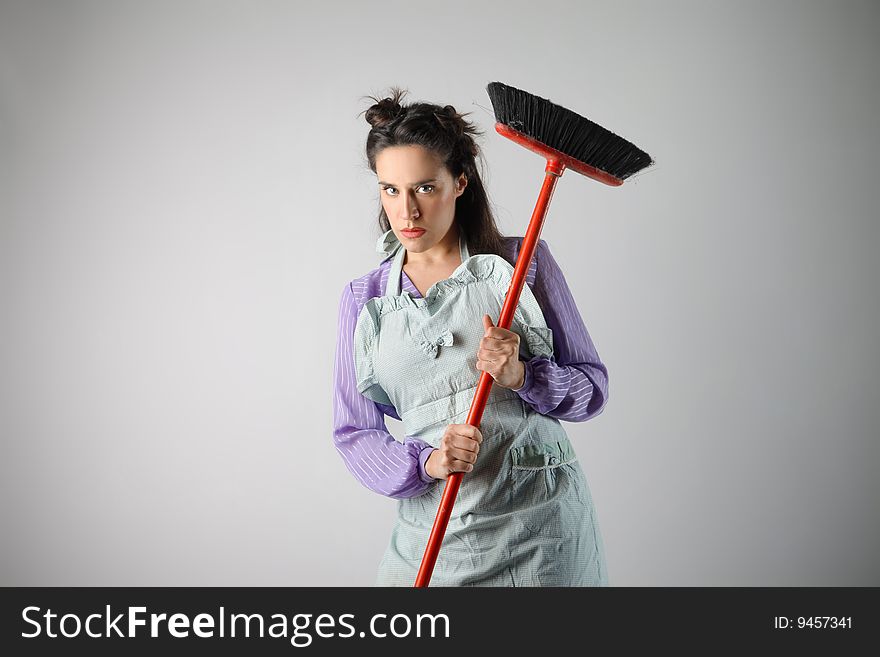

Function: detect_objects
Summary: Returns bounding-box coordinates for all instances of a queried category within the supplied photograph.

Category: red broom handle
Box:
[414,159,566,587]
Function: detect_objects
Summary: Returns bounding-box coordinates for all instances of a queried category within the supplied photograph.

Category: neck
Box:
[404,224,460,267]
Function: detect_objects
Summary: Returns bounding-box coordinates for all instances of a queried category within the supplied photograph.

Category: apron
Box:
[353,229,608,586]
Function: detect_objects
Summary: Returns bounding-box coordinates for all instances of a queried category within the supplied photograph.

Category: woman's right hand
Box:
[425,424,483,480]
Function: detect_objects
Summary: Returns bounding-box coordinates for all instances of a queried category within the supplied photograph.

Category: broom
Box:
[413,81,654,587]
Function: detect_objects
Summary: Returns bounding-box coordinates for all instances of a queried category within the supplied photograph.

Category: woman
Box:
[332,88,610,586]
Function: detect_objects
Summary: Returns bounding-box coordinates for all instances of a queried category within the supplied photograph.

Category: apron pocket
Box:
[509,442,584,539]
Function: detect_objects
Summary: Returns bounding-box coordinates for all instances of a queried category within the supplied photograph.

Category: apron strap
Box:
[384,231,470,297]
[385,241,406,297]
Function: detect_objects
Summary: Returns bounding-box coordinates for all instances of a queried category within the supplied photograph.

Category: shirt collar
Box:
[375,229,402,261]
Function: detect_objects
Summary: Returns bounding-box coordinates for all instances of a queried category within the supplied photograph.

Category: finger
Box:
[477,357,500,372]
[442,452,474,473]
[480,337,506,351]
[448,451,477,469]
[489,345,515,357]
[449,433,479,451]
[481,348,512,362]
[441,457,472,475]
[455,425,483,441]
[450,435,481,453]
[480,332,520,345]
[481,347,514,363]
[449,447,478,464]
[475,359,496,373]
[450,424,477,439]
[477,349,500,362]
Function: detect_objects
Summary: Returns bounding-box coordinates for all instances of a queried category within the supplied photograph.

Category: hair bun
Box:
[365,90,407,128]
[434,104,465,137]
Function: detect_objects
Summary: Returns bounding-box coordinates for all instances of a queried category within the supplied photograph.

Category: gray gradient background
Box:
[1,0,877,586]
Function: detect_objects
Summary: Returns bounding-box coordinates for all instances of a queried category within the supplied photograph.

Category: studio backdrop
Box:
[1,0,877,586]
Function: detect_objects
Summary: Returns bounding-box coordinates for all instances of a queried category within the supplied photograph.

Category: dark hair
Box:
[360,87,512,265]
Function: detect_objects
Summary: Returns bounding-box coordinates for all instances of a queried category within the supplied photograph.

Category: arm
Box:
[514,240,610,422]
[332,283,437,499]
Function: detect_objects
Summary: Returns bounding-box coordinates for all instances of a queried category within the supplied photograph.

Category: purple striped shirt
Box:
[332,237,609,499]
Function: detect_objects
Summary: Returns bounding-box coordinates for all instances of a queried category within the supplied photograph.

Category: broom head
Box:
[486,81,654,185]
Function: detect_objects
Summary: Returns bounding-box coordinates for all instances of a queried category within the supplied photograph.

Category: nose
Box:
[399,191,420,221]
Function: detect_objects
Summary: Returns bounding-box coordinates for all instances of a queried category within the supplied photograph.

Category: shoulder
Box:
[500,236,552,259]
[340,260,392,316]
[500,236,553,287]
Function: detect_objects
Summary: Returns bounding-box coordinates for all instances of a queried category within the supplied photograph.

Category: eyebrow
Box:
[377,178,438,187]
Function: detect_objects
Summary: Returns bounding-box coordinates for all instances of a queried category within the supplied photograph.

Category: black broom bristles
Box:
[486,81,653,181]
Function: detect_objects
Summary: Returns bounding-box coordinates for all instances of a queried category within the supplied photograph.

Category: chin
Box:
[406,242,434,253]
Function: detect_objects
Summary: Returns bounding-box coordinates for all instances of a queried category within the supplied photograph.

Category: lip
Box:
[401,228,426,238]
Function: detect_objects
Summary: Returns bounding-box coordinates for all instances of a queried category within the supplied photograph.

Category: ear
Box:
[455,173,468,197]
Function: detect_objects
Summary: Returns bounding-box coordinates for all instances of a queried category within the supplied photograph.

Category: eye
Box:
[382,186,398,196]
[418,185,434,193]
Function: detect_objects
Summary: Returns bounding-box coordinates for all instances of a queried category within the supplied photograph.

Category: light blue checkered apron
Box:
[353,230,608,586]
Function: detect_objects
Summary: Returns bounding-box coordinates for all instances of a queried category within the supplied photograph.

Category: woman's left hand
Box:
[476,314,526,390]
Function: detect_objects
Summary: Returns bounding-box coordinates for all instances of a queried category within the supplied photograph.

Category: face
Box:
[375,145,467,258]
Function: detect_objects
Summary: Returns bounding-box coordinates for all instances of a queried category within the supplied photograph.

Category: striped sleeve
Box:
[513,240,609,422]
[332,282,437,499]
